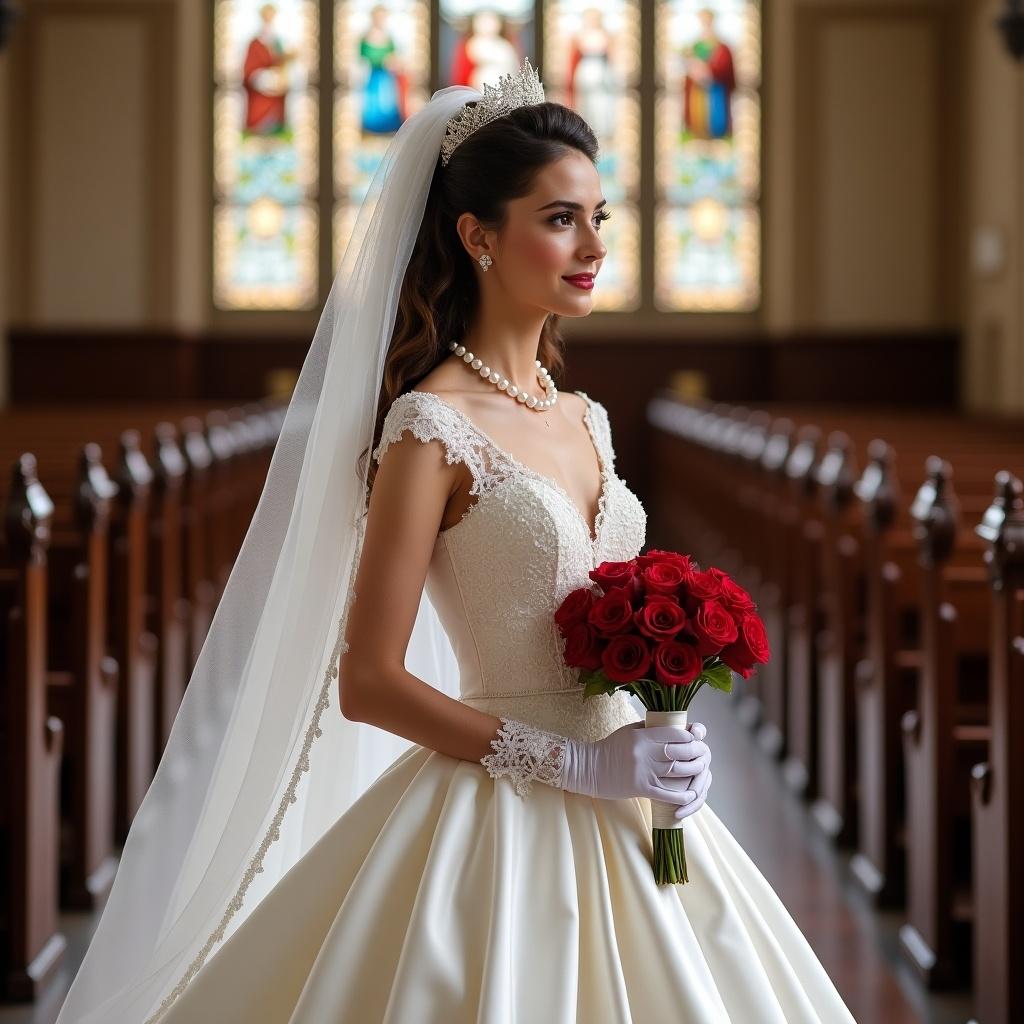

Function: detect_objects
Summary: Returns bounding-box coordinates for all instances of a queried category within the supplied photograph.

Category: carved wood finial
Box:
[4,453,54,561]
[853,438,899,534]
[816,431,857,513]
[910,455,959,566]
[975,471,1024,590]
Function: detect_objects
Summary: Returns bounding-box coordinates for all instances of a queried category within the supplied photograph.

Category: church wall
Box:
[962,0,1024,416]
[6,0,176,329]
[174,0,207,334]
[793,8,955,331]
[768,0,964,335]
[1,0,1018,411]
[0,47,10,406]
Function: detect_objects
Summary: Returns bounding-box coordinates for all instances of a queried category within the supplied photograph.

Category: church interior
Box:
[1,0,1022,1021]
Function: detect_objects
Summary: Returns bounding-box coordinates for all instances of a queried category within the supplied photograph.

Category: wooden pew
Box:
[646,391,1024,1003]
[0,456,65,1000]
[850,439,909,905]
[779,425,824,797]
[43,442,120,910]
[752,420,795,759]
[971,472,1024,1024]
[812,431,863,845]
[179,416,215,668]
[2,417,159,852]
[108,430,157,839]
[0,399,282,1006]
[149,421,189,754]
[0,403,218,910]
[898,458,991,988]
[731,409,775,728]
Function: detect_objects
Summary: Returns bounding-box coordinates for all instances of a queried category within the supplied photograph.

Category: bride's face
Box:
[464,148,609,317]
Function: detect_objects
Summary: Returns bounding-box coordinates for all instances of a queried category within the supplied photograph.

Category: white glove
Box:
[480,716,712,819]
[675,721,713,821]
[561,720,711,812]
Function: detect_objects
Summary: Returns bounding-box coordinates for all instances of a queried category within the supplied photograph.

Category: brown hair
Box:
[360,99,600,501]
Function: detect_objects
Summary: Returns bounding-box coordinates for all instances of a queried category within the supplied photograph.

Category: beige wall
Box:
[0,47,9,407]
[7,0,176,330]
[1,0,1020,410]
[963,0,1024,415]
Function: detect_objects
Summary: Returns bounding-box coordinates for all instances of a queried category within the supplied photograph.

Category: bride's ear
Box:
[456,211,493,265]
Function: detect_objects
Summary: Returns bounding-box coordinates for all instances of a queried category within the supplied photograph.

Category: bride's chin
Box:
[550,295,594,317]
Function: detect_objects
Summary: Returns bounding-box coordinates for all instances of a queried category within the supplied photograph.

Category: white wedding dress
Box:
[157,389,857,1024]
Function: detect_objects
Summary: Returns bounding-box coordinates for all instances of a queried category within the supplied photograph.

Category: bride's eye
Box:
[551,209,613,229]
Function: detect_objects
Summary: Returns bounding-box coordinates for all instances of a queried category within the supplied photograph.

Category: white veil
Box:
[55,84,481,1024]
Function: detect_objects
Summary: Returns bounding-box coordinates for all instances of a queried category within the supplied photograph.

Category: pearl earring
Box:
[478,254,493,272]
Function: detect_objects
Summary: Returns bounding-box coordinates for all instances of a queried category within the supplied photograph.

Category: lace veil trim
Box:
[143,512,368,1024]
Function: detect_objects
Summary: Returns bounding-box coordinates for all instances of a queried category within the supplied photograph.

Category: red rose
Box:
[622,574,646,604]
[721,612,770,678]
[652,639,702,687]
[587,587,635,636]
[686,570,723,601]
[563,622,604,671]
[721,648,755,679]
[689,599,739,656]
[601,634,652,684]
[637,548,696,570]
[589,559,637,592]
[718,575,756,615]
[633,596,687,641]
[641,559,691,597]
[554,587,595,637]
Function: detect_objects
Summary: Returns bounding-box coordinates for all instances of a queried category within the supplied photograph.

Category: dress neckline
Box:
[406,388,611,547]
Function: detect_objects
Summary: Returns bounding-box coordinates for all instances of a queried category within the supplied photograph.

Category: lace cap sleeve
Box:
[371,391,500,497]
[577,391,616,473]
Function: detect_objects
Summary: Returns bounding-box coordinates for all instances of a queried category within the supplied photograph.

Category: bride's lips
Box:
[562,273,595,291]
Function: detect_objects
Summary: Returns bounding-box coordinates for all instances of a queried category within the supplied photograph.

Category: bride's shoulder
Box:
[559,390,588,418]
[569,389,615,462]
[568,389,610,428]
[373,386,473,467]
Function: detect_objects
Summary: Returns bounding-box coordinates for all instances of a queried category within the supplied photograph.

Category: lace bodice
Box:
[372,389,647,710]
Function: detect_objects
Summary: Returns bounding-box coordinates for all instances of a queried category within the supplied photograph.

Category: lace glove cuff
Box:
[479,716,568,797]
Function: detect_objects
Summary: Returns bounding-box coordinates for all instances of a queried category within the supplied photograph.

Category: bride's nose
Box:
[580,230,607,263]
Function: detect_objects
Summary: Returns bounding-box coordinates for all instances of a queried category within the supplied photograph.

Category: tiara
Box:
[440,56,546,167]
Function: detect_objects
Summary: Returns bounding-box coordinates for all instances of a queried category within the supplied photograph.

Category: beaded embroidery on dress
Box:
[156,389,857,1024]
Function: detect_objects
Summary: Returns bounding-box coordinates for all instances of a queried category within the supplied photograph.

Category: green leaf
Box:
[580,668,616,698]
[700,662,734,693]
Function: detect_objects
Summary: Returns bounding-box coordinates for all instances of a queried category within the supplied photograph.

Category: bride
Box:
[56,60,857,1023]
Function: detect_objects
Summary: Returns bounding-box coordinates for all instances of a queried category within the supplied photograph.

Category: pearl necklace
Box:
[447,340,558,410]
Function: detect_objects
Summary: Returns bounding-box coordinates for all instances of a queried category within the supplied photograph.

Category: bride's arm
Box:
[338,428,507,764]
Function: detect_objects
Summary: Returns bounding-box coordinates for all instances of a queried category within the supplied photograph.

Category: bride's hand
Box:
[654,721,712,821]
[560,720,711,806]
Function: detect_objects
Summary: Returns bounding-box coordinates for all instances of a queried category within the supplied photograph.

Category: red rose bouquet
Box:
[554,549,770,884]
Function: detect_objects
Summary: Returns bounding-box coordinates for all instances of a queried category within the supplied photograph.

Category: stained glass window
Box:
[213,0,762,316]
[213,0,320,310]
[655,0,761,311]
[333,2,430,272]
[438,1,536,87]
[543,2,641,311]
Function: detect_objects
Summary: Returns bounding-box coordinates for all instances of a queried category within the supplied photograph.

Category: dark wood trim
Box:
[7,326,960,511]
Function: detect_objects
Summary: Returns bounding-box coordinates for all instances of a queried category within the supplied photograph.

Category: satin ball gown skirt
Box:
[156,738,857,1023]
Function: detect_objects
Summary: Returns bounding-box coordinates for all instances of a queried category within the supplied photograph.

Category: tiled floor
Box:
[3,687,977,1024]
